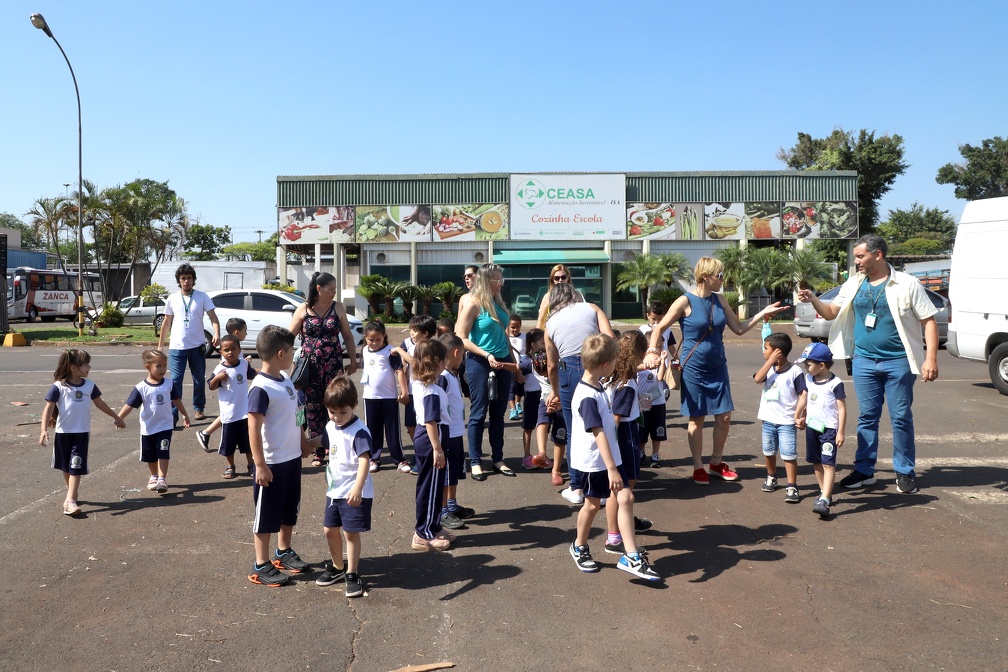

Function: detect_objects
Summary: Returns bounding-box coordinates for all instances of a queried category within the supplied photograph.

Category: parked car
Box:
[202,289,364,357]
[118,295,166,329]
[794,284,948,345]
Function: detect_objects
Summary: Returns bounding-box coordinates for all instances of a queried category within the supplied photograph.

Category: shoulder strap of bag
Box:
[679,294,716,368]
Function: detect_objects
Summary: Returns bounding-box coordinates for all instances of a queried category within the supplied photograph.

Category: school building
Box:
[275,171,858,320]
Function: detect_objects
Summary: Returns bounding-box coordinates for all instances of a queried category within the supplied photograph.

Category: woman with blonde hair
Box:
[536,264,582,328]
[643,256,785,485]
[456,264,520,480]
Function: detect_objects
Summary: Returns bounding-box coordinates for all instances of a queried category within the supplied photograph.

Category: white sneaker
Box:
[561,487,584,505]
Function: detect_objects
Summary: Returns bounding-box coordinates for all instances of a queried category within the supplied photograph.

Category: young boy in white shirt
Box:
[754,332,804,503]
[569,334,660,581]
[794,343,847,518]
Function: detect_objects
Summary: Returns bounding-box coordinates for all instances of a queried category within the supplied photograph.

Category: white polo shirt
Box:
[45,379,101,434]
[321,416,375,500]
[124,377,179,435]
[165,289,216,350]
[570,380,621,473]
[211,359,255,423]
[247,372,301,464]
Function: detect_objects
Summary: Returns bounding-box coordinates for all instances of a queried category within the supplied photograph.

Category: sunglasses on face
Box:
[553,274,568,281]
[464,273,475,279]
[712,272,725,281]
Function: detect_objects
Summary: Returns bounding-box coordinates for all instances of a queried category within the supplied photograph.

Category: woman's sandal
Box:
[223,466,236,479]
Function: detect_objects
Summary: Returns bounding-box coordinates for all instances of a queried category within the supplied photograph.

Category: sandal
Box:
[311,458,324,467]
[223,466,236,479]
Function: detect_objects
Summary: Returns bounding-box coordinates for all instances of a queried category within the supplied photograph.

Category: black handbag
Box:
[291,336,313,390]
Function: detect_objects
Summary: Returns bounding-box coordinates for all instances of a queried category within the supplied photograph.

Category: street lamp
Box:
[31,12,85,336]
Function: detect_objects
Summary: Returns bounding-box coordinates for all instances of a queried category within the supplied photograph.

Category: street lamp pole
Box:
[31,12,85,336]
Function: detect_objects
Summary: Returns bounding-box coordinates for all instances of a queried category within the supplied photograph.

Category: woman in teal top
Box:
[456,264,520,480]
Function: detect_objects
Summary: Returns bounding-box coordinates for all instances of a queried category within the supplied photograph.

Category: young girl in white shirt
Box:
[39,349,125,516]
[360,321,409,473]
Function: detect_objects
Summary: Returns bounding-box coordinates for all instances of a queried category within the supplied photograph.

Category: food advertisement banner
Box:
[279,207,356,243]
[626,203,704,240]
[781,202,858,239]
[432,204,510,242]
[510,173,626,241]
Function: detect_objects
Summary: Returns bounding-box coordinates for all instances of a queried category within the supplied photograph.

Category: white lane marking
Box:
[907,433,1008,445]
[0,448,140,525]
[875,456,1008,467]
[943,489,1008,504]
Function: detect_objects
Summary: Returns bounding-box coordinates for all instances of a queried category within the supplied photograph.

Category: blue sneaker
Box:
[617,552,661,581]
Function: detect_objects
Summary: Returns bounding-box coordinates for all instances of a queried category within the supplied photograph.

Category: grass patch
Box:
[15,324,159,344]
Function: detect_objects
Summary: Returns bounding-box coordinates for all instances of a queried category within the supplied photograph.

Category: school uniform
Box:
[571,380,626,499]
[532,358,567,445]
[519,355,541,431]
[438,369,466,486]
[361,344,405,464]
[802,373,846,467]
[609,378,642,481]
[211,359,255,457]
[412,378,449,539]
[247,372,302,534]
[402,337,418,429]
[124,377,180,462]
[45,379,101,475]
[638,324,676,442]
[508,333,527,402]
[321,415,374,533]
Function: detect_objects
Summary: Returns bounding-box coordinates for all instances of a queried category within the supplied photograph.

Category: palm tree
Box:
[414,284,438,315]
[25,196,69,273]
[615,253,667,316]
[714,245,748,292]
[742,247,790,295]
[787,247,832,292]
[356,275,383,318]
[434,281,466,315]
[397,284,420,318]
[371,277,406,318]
[658,252,692,286]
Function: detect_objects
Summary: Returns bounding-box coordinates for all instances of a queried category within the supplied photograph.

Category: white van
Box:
[946,196,1008,394]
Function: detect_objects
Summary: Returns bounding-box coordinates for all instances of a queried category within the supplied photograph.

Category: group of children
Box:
[38,295,848,595]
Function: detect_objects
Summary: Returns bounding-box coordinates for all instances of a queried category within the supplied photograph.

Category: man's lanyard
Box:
[181,293,193,325]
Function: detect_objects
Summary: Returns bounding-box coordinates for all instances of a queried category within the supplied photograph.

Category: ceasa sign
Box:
[510,174,626,241]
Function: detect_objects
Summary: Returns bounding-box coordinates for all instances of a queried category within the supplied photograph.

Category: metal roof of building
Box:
[276,171,858,207]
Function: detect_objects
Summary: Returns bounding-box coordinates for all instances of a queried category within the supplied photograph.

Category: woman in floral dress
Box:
[289,272,359,465]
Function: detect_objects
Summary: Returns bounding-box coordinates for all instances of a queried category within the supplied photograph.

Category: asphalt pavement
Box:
[1,327,1006,672]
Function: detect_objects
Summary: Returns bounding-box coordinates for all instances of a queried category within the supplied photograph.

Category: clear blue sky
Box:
[3,1,1004,244]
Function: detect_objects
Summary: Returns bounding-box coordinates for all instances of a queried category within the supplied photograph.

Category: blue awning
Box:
[493,250,610,265]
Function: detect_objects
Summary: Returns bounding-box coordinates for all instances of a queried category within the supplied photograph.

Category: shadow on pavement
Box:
[81,477,243,516]
[653,522,796,582]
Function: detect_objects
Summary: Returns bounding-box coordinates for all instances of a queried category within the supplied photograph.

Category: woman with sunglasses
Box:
[456,264,520,480]
[536,264,582,329]
[643,257,786,486]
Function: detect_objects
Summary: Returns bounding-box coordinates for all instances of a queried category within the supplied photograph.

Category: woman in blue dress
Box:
[643,257,785,486]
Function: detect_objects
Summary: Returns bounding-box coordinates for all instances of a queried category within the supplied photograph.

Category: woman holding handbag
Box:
[289,272,358,466]
[643,257,785,485]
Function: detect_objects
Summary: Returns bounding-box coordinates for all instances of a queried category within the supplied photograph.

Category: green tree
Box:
[778,128,908,230]
[25,196,71,273]
[742,247,790,294]
[433,281,466,315]
[183,223,232,260]
[658,252,692,286]
[877,203,957,252]
[357,275,384,317]
[936,136,1008,200]
[787,247,833,292]
[222,241,276,262]
[397,284,419,318]
[714,244,748,292]
[890,237,947,256]
[0,212,44,248]
[615,253,668,316]
[414,284,438,315]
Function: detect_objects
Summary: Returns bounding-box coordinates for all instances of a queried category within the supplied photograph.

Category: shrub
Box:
[262,282,297,293]
[720,291,747,311]
[96,302,124,328]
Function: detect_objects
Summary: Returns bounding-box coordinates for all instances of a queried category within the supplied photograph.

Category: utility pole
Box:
[255,229,265,243]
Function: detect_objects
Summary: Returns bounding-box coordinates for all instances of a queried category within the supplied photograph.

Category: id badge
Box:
[359,372,369,385]
[763,387,780,402]
[864,312,877,329]
[808,417,827,432]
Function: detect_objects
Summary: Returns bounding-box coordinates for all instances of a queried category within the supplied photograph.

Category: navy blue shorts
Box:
[805,427,839,466]
[582,464,630,499]
[508,376,525,402]
[323,496,373,533]
[253,457,302,534]
[639,403,667,442]
[404,394,416,428]
[53,432,89,475]
[444,434,465,486]
[218,419,250,457]
[140,429,173,463]
[617,421,641,482]
[522,391,542,431]
[536,402,567,445]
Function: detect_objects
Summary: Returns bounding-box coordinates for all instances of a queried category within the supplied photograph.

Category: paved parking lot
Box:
[1,330,1006,671]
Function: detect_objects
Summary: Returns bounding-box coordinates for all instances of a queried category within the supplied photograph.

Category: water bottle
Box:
[488,370,498,401]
